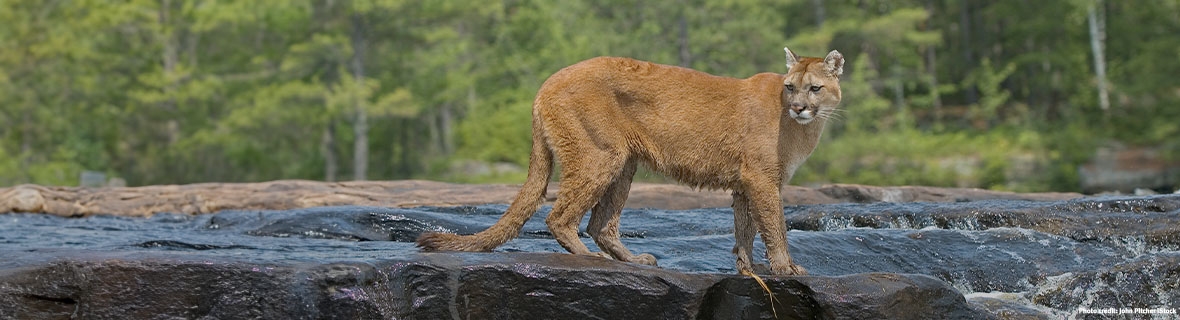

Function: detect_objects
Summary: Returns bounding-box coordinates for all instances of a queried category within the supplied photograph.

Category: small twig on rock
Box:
[739,269,779,319]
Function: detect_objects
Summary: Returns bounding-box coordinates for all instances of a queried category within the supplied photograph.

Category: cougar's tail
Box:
[416,116,553,252]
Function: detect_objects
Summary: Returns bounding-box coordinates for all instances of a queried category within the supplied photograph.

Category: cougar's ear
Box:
[824,50,844,77]
[784,47,800,69]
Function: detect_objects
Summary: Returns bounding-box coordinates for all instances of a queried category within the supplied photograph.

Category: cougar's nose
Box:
[789,103,808,114]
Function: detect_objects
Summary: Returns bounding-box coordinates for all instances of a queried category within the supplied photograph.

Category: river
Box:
[3,195,1178,318]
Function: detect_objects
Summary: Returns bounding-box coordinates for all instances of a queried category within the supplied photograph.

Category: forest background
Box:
[1,0,1177,192]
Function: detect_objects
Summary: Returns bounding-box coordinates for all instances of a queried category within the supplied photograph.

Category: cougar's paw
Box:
[588,252,613,259]
[771,263,808,276]
[735,254,754,274]
[736,261,771,275]
[630,253,658,266]
[751,263,771,275]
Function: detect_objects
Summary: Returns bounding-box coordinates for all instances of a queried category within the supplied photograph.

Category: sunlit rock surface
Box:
[0,180,1080,216]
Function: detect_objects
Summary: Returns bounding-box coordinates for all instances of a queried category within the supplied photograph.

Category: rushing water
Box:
[2,195,1179,317]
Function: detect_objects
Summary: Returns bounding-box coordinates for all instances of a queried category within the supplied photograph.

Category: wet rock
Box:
[966,293,1055,320]
[0,252,990,319]
[1030,253,1180,313]
[784,228,1125,294]
[785,195,1180,249]
[0,253,307,319]
[812,184,1079,204]
[699,273,993,320]
[229,207,467,242]
[450,253,712,319]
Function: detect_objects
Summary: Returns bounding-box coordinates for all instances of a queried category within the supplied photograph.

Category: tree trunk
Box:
[1087,0,1110,112]
[19,108,31,181]
[321,121,338,182]
[440,103,454,155]
[891,65,906,126]
[677,12,691,68]
[350,14,368,181]
[159,0,180,144]
[926,46,943,124]
[353,109,368,181]
[959,1,978,106]
[186,29,199,69]
[159,0,177,84]
[811,0,825,27]
[399,118,413,178]
[925,0,943,126]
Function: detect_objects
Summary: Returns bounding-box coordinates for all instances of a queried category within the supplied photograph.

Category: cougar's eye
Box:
[785,84,795,91]
[810,85,822,92]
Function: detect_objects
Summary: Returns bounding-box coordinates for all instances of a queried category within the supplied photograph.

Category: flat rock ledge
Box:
[0,179,1082,217]
[0,252,991,320]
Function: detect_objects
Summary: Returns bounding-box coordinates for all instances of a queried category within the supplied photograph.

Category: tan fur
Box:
[417,48,844,275]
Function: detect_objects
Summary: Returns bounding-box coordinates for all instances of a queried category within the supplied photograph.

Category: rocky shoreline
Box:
[3,180,1175,319]
[0,179,1081,216]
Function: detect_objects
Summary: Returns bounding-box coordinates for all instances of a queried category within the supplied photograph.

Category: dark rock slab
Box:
[0,252,307,319]
[0,252,990,319]
[699,273,993,320]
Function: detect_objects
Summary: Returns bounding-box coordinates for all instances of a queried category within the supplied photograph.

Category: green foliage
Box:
[0,150,19,186]
[796,128,1058,192]
[835,53,894,135]
[968,58,1017,127]
[0,0,1176,192]
[454,89,534,165]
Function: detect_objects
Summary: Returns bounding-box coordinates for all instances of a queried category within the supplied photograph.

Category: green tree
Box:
[2,0,1178,192]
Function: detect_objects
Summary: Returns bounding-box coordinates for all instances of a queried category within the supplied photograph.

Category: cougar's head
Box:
[782,47,844,125]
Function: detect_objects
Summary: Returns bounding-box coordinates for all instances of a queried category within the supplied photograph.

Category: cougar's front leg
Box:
[742,176,806,276]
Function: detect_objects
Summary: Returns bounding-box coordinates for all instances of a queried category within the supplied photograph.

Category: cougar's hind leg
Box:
[545,150,619,259]
[587,159,657,266]
[731,191,758,274]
